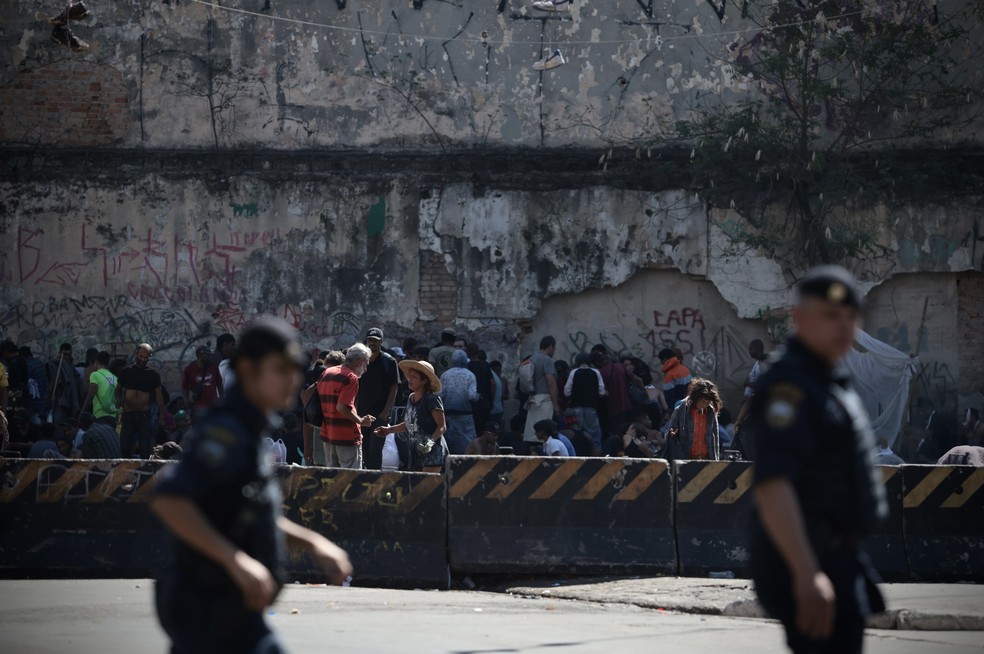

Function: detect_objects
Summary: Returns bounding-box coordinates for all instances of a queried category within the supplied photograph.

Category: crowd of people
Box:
[0,325,981,469]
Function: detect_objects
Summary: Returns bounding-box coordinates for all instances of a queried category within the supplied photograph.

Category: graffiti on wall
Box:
[565,307,756,393]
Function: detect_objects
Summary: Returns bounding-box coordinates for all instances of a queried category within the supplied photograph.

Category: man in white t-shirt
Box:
[534,419,569,457]
[734,339,769,435]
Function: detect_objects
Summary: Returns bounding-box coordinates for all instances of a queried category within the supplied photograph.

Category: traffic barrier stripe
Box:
[572,461,627,500]
[528,460,585,500]
[903,467,955,508]
[614,460,667,501]
[449,458,499,499]
[486,459,542,500]
[676,462,730,503]
[39,462,96,503]
[0,461,43,503]
[397,476,444,513]
[938,468,984,509]
[712,466,754,505]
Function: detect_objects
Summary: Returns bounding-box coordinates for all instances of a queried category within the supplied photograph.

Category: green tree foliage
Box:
[676,0,984,266]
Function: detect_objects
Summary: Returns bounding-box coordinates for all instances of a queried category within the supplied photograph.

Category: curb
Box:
[506,587,984,632]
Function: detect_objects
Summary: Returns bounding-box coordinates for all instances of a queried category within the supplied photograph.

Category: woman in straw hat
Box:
[374,359,448,472]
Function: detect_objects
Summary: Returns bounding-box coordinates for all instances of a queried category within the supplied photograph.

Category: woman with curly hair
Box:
[663,378,722,461]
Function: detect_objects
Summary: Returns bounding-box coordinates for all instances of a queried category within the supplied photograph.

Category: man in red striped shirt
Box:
[318,343,375,469]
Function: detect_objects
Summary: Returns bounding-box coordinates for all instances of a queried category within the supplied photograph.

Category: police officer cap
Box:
[234,316,304,367]
[798,265,861,309]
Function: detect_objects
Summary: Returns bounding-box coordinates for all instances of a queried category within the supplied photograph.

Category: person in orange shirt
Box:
[663,378,722,461]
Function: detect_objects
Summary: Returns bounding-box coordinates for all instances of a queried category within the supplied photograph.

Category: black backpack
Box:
[303,371,326,427]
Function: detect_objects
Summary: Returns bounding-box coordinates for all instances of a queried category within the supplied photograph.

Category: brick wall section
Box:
[957,272,984,395]
[0,59,130,145]
[418,251,457,325]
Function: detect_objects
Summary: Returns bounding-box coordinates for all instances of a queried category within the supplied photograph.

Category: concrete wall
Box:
[1,152,982,417]
[2,1,979,150]
[0,0,749,149]
[531,270,772,413]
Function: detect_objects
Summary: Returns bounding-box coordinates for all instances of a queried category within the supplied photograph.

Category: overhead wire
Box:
[188,0,865,48]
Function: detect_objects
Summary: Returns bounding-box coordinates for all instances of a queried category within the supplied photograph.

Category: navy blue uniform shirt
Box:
[154,387,286,595]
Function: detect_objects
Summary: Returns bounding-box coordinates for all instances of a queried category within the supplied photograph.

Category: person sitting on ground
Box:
[663,378,722,461]
[533,419,569,457]
[559,409,597,456]
[604,422,660,458]
[77,411,121,459]
[167,410,193,445]
[873,437,905,465]
[499,414,530,456]
[27,422,68,459]
[151,441,183,461]
[465,421,500,456]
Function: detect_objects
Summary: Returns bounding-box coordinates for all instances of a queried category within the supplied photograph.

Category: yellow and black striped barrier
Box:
[3,458,981,583]
[0,459,448,587]
[275,467,447,587]
[903,465,984,582]
[674,462,908,579]
[446,456,675,575]
[674,460,756,575]
[0,459,170,573]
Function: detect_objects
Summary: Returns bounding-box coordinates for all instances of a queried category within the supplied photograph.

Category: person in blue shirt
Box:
[151,317,352,654]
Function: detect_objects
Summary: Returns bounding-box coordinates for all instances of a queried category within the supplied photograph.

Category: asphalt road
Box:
[1,580,981,654]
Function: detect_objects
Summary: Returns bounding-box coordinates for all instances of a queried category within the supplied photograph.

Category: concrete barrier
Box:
[869,466,908,581]
[673,462,910,579]
[674,460,755,576]
[3,458,981,584]
[903,465,984,582]
[446,456,676,575]
[276,467,448,588]
[0,459,169,575]
[0,460,448,588]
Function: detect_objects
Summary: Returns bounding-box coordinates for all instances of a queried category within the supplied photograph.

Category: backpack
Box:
[517,359,536,395]
[303,369,327,427]
[304,385,324,427]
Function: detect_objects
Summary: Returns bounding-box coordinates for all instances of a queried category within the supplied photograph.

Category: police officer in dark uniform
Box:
[151,317,352,654]
[746,266,887,654]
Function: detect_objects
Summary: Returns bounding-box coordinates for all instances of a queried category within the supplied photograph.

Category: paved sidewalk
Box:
[502,577,984,630]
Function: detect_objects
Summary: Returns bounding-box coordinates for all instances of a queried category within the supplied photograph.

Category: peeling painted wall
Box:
[2,157,982,411]
[3,0,977,150]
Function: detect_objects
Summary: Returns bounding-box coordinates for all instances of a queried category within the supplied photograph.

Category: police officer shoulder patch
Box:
[765,382,804,430]
[199,426,236,466]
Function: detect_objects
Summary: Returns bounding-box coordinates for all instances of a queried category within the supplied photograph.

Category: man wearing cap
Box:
[152,317,352,653]
[466,421,501,456]
[182,345,223,412]
[428,328,458,378]
[356,328,399,470]
[745,266,886,654]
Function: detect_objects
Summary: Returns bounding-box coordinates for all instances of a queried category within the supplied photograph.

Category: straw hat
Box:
[398,359,442,393]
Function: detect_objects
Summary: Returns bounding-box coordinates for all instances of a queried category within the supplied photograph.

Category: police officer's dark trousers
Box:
[156,575,287,654]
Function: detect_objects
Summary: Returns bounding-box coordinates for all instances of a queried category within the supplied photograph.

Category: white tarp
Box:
[844,330,918,448]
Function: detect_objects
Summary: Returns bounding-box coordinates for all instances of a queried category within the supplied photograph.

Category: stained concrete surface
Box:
[503,577,984,631]
[1,580,983,654]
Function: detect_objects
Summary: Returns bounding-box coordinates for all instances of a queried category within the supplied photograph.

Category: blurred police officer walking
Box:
[746,266,887,654]
[151,317,352,653]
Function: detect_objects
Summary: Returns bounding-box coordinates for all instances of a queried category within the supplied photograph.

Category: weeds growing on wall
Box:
[671,0,984,270]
